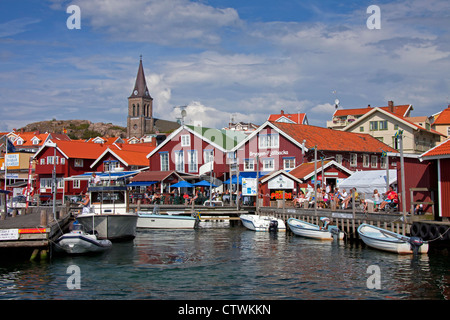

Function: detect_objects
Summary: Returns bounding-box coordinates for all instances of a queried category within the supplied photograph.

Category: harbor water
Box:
[0,221,449,300]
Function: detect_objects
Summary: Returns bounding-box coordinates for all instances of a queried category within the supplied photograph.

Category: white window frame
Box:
[160,152,169,171]
[259,133,279,149]
[181,135,190,147]
[371,155,378,168]
[244,159,254,171]
[40,158,45,165]
[47,156,54,165]
[283,157,295,170]
[350,153,357,167]
[203,149,214,164]
[262,158,275,171]
[363,154,370,168]
[335,154,343,165]
[380,156,387,169]
[175,150,184,172]
[188,150,198,172]
[73,180,80,189]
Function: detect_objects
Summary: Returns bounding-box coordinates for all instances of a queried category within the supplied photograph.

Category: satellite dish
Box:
[181,109,187,117]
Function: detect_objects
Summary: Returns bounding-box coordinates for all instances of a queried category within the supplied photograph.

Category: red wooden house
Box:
[146,125,247,186]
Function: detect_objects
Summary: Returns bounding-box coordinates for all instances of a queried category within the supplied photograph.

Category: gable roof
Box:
[260,169,303,184]
[433,106,450,125]
[147,125,247,158]
[420,138,450,159]
[90,148,150,168]
[342,107,444,136]
[35,140,110,160]
[270,121,397,153]
[333,104,412,118]
[289,160,353,181]
[268,111,308,124]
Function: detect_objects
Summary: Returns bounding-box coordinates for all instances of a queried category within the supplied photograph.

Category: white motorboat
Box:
[76,185,137,241]
[357,223,428,254]
[137,210,198,229]
[287,217,344,240]
[239,214,286,232]
[55,222,112,254]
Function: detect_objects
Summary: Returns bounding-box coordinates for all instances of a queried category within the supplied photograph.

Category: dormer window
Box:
[16,139,23,145]
[31,137,40,145]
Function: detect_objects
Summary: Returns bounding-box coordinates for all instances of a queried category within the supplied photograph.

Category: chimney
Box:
[281,110,284,115]
[368,104,371,108]
[388,100,394,112]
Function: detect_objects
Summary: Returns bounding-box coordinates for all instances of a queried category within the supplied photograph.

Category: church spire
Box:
[130,56,152,99]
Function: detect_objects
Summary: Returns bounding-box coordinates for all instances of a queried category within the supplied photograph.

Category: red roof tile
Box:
[270,122,397,153]
[433,107,450,125]
[421,139,450,158]
[334,104,411,118]
[268,112,307,124]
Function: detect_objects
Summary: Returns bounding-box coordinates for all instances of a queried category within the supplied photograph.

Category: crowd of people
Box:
[292,184,399,213]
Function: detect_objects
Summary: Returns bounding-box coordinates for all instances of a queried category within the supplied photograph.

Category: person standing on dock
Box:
[79,193,91,214]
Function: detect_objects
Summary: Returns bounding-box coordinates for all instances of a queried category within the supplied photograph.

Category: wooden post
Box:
[40,209,47,227]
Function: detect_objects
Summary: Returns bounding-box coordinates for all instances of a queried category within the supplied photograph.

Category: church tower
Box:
[127,56,154,138]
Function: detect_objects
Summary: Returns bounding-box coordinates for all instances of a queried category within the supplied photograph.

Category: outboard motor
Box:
[409,237,424,255]
[269,220,278,232]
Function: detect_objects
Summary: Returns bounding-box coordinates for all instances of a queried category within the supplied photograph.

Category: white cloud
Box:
[57,0,242,47]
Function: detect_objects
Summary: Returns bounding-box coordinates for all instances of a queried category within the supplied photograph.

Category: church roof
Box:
[129,57,152,99]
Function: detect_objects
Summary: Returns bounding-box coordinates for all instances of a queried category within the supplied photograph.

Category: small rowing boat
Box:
[357,223,428,254]
[240,214,286,232]
[287,217,344,240]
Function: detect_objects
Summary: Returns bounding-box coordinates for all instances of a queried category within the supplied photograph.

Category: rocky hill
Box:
[20,119,127,140]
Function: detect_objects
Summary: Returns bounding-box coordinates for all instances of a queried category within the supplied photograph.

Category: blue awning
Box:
[127,181,158,187]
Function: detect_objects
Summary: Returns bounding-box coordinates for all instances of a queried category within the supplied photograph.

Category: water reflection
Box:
[0,226,448,300]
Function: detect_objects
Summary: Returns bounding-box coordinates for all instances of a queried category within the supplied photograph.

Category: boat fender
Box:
[410,223,420,237]
[429,225,440,240]
[408,237,424,255]
[419,223,430,240]
[269,220,278,232]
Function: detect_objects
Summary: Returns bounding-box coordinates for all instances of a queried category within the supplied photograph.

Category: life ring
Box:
[410,223,420,237]
[419,223,430,240]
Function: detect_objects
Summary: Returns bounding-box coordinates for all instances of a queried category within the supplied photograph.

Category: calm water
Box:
[0,222,449,300]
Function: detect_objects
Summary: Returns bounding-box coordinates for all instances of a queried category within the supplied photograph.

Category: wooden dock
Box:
[0,206,71,260]
[259,207,415,240]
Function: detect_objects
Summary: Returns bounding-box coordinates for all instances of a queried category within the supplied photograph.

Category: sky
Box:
[0,0,449,132]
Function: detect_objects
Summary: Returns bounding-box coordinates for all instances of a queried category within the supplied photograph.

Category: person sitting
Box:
[152,192,161,204]
[342,188,358,209]
[379,186,398,211]
[293,190,306,207]
[189,190,199,205]
[364,189,380,213]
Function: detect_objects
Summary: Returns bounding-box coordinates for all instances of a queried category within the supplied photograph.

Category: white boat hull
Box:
[357,224,429,254]
[55,234,112,254]
[287,218,344,240]
[76,213,138,241]
[137,213,197,229]
[240,214,286,232]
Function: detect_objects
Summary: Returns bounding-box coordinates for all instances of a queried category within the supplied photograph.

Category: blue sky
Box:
[0,0,449,132]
